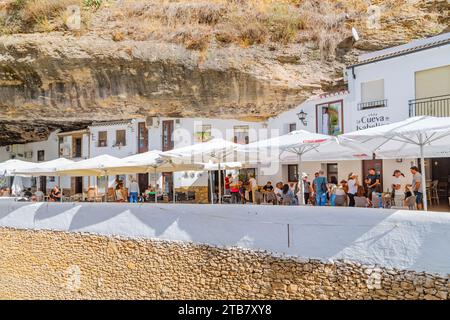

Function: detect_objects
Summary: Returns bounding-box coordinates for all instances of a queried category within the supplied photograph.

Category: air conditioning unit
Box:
[146,116,160,128]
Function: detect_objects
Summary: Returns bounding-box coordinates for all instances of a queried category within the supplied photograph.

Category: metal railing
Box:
[409,94,450,117]
[357,99,388,110]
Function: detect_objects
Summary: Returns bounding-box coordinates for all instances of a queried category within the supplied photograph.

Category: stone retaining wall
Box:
[0,227,448,300]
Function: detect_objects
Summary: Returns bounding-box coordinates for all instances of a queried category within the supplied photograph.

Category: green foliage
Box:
[83,0,102,9]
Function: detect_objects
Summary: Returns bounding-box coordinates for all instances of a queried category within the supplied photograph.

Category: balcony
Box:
[357,99,387,111]
[409,94,450,117]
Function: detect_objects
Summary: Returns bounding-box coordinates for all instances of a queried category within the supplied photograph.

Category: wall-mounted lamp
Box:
[296,109,308,126]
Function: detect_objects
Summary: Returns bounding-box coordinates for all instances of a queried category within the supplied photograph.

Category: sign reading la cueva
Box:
[356,113,390,130]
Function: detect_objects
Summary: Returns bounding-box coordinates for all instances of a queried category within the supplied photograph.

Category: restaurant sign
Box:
[356,112,390,130]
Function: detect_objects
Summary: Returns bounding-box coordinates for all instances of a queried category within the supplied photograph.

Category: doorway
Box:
[327,163,338,183]
[39,176,47,193]
[162,120,174,151]
[162,172,173,201]
[74,137,82,158]
[138,173,148,194]
[72,176,83,194]
[430,158,450,200]
[207,170,225,203]
[138,122,149,153]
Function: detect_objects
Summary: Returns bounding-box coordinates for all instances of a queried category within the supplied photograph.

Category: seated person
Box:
[115,184,125,202]
[32,190,45,202]
[262,181,274,192]
[49,186,62,202]
[24,188,33,198]
[354,186,370,208]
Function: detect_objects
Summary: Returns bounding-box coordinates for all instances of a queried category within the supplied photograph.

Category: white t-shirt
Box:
[249,178,258,189]
[348,179,358,194]
[392,176,404,195]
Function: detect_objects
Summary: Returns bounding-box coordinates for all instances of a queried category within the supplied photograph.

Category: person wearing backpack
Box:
[313,170,328,206]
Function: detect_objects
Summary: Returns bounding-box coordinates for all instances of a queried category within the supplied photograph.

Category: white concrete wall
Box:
[1,201,449,275]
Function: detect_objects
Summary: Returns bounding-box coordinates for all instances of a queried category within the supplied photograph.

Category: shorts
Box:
[414,191,423,205]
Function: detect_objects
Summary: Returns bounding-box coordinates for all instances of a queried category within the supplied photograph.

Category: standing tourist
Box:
[313,170,328,206]
[248,174,258,204]
[224,173,231,196]
[302,174,312,205]
[392,170,406,207]
[410,166,424,210]
[365,168,381,202]
[128,178,140,203]
[347,173,358,207]
[230,176,240,204]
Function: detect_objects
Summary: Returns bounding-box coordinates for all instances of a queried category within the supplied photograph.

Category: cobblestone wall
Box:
[0,227,448,300]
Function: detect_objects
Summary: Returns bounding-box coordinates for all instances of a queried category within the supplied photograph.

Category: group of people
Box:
[114,178,163,203]
[224,166,424,209]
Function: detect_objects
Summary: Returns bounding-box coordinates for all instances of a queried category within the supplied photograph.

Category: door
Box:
[162,120,174,151]
[138,173,148,194]
[327,163,338,183]
[39,176,47,193]
[138,122,149,153]
[74,137,82,158]
[362,159,383,190]
[72,177,83,194]
[162,172,173,201]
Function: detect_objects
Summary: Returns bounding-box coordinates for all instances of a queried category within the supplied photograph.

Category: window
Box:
[415,66,450,99]
[358,79,387,110]
[288,123,297,133]
[288,165,298,182]
[98,131,107,147]
[194,124,212,142]
[37,150,45,162]
[233,125,249,144]
[115,130,126,147]
[316,100,343,136]
[361,79,384,102]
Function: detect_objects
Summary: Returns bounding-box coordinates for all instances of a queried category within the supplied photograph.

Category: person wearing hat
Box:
[392,170,406,207]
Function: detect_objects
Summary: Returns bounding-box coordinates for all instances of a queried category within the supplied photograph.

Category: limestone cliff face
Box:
[0,0,448,145]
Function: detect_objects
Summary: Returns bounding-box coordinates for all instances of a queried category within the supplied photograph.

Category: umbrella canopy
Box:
[56,154,123,176]
[202,161,243,171]
[164,138,242,204]
[164,138,240,164]
[342,116,450,211]
[238,130,372,205]
[239,130,372,162]
[0,159,36,176]
[14,158,75,176]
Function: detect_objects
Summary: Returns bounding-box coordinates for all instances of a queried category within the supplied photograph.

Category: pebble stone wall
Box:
[0,227,448,300]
